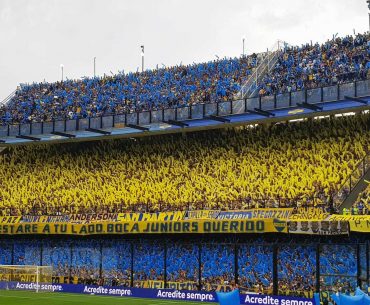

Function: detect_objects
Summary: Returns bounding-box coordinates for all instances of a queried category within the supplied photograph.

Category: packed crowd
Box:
[0,55,257,124]
[320,245,357,276]
[320,245,358,294]
[0,113,369,215]
[102,241,131,286]
[256,33,370,96]
[167,243,198,284]
[133,242,164,285]
[238,245,272,293]
[42,240,71,277]
[201,244,235,290]
[278,245,316,295]
[70,240,101,282]
[1,33,369,125]
[0,238,363,295]
[351,183,370,214]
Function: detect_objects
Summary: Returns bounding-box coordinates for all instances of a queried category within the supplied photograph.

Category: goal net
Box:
[0,265,53,292]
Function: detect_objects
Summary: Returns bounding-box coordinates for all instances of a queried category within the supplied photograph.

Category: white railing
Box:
[236,40,287,99]
[0,89,17,107]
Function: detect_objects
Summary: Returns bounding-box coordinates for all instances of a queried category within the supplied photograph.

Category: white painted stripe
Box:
[0,291,213,304]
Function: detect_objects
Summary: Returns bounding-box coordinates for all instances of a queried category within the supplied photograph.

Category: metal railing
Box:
[0,196,329,216]
[237,40,285,99]
[0,79,369,139]
[333,153,370,208]
[0,89,16,107]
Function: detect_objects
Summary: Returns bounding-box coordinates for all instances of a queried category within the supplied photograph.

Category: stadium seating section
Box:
[0,56,257,124]
[0,29,370,305]
[255,33,370,96]
[0,237,364,295]
[0,33,369,125]
[354,183,370,213]
[0,113,369,215]
[278,245,315,294]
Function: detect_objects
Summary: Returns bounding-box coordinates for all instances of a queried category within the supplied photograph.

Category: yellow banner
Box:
[0,273,37,282]
[349,220,370,232]
[147,280,164,289]
[117,211,185,222]
[0,219,286,235]
[167,281,197,290]
[0,216,22,224]
[289,208,329,220]
[329,215,370,221]
[328,215,370,232]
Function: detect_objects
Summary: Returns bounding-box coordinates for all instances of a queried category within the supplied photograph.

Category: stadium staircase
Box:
[334,152,370,212]
[236,40,286,99]
[0,89,16,107]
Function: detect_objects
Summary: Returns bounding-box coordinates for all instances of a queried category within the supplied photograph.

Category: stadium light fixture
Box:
[60,64,64,82]
[367,0,370,32]
[141,45,144,72]
[93,57,96,77]
[242,36,246,57]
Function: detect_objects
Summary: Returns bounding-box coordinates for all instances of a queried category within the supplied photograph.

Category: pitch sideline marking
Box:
[0,292,212,304]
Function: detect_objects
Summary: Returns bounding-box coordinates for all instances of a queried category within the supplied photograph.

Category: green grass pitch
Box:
[0,290,214,305]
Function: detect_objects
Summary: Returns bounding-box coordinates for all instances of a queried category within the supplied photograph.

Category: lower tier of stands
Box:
[0,235,368,298]
[1,113,370,215]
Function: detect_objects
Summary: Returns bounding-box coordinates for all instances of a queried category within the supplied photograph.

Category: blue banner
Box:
[0,281,316,304]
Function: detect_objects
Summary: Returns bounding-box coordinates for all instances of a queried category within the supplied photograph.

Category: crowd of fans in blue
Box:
[0,33,369,125]
[0,56,256,124]
[0,238,363,295]
[255,33,370,96]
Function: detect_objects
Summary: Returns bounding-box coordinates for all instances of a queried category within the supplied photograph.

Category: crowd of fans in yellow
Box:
[0,113,369,215]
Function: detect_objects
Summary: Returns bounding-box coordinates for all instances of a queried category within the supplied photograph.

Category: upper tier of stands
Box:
[0,56,258,124]
[1,113,369,215]
[255,33,370,96]
[1,33,369,125]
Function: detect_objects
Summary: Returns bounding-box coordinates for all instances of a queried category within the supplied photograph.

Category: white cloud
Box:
[0,0,368,101]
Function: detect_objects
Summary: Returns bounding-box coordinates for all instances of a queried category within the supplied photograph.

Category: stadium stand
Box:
[42,239,72,277]
[0,241,12,266]
[238,245,272,293]
[277,244,316,296]
[201,244,235,290]
[166,242,198,286]
[0,56,258,124]
[0,236,363,296]
[0,32,369,304]
[0,112,369,215]
[70,240,101,283]
[0,33,369,125]
[353,183,370,214]
[102,240,131,286]
[319,244,358,294]
[255,33,370,96]
[133,240,164,286]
